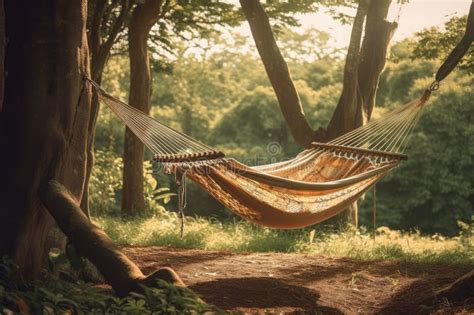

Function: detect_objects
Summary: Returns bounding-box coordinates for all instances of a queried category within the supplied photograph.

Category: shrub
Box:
[0,256,218,314]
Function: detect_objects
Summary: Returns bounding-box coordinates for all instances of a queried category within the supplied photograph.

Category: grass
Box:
[94,213,474,267]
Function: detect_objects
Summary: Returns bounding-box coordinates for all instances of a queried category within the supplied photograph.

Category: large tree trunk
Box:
[327,0,396,223]
[0,0,3,114]
[81,0,131,215]
[357,0,397,121]
[122,0,163,215]
[0,0,92,274]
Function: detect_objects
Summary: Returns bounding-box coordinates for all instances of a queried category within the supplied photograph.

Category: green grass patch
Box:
[94,213,474,267]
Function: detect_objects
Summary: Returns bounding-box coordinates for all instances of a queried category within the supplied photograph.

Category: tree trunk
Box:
[327,0,396,139]
[357,0,397,120]
[326,0,370,140]
[0,0,92,275]
[122,0,163,215]
[328,0,396,223]
[81,0,131,215]
[241,0,396,142]
[0,0,4,114]
[240,0,317,148]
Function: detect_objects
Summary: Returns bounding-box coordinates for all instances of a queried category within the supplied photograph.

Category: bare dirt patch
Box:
[123,246,474,314]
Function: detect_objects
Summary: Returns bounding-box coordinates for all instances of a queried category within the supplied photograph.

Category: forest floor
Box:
[123,246,474,314]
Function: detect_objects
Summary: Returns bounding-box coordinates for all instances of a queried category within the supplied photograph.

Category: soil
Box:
[123,246,474,314]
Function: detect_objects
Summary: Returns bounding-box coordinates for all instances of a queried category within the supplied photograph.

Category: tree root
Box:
[40,180,185,297]
[434,269,474,301]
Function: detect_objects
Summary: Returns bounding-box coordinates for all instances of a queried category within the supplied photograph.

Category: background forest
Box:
[91,16,472,237]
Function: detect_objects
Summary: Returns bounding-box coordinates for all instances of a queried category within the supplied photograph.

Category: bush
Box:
[89,150,174,216]
[89,149,123,215]
[0,257,218,314]
[361,75,474,236]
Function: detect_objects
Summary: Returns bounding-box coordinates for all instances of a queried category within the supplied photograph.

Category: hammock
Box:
[88,79,429,229]
[86,1,473,229]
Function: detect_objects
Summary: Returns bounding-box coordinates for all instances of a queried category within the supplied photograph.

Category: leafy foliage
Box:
[90,150,123,215]
[212,86,295,160]
[362,75,474,235]
[275,27,343,62]
[90,149,174,216]
[0,257,217,314]
[412,15,473,75]
[377,57,436,105]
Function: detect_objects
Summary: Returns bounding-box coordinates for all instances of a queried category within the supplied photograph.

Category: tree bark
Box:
[240,0,317,148]
[0,0,92,274]
[81,0,131,216]
[40,180,184,296]
[357,0,398,121]
[327,0,396,139]
[326,0,369,140]
[0,0,4,114]
[122,0,163,215]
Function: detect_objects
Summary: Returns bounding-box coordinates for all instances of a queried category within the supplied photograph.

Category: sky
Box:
[236,0,472,48]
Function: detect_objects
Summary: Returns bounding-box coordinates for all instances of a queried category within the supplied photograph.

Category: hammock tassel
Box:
[372,184,377,243]
[175,169,187,238]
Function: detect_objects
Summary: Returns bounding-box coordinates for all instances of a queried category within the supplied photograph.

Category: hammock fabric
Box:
[88,79,429,228]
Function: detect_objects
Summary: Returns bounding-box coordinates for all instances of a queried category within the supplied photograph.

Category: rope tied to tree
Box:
[431,1,474,88]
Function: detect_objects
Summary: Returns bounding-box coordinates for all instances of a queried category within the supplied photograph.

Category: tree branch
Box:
[92,0,131,81]
[240,0,316,148]
[88,0,107,65]
[82,0,133,214]
[130,0,164,35]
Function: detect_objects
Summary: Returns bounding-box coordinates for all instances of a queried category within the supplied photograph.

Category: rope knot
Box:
[429,80,440,92]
